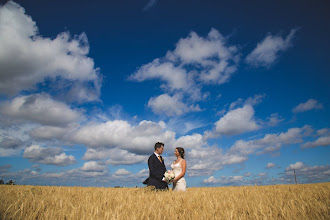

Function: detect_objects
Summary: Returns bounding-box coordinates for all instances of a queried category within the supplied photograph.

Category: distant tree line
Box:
[0,179,15,185]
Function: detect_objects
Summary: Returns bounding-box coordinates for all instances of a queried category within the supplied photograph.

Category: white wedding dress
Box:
[171,160,187,191]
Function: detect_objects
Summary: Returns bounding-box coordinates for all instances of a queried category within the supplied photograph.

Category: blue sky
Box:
[0,0,329,187]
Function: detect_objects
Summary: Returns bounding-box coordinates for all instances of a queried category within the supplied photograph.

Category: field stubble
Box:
[0,183,329,219]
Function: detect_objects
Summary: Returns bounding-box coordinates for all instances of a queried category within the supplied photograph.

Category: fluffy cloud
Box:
[23,145,76,166]
[187,146,247,177]
[114,168,132,176]
[0,93,82,126]
[229,126,312,156]
[214,105,260,136]
[83,148,148,165]
[203,175,244,185]
[71,120,176,154]
[246,28,298,67]
[30,125,76,140]
[148,94,202,116]
[301,136,330,149]
[80,161,106,172]
[170,29,239,84]
[0,2,101,102]
[174,133,206,150]
[129,28,240,116]
[130,59,194,94]
[285,162,330,183]
[266,162,276,169]
[292,99,323,113]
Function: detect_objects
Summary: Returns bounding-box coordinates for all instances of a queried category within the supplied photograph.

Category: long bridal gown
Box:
[171,160,187,191]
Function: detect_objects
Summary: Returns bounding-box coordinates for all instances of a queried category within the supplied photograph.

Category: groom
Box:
[143,142,168,190]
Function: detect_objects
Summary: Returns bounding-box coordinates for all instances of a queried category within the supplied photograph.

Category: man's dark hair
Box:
[154,142,164,150]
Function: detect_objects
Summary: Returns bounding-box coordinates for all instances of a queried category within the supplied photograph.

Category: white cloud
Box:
[187,146,247,177]
[266,162,276,169]
[130,59,194,93]
[246,28,298,67]
[316,128,329,136]
[174,133,205,150]
[259,172,267,176]
[285,162,330,183]
[71,120,176,154]
[171,28,239,84]
[285,162,305,171]
[301,136,330,149]
[114,168,132,176]
[129,28,240,112]
[23,145,76,166]
[215,105,260,136]
[0,93,82,126]
[148,93,202,116]
[80,161,106,172]
[267,113,284,127]
[292,99,323,113]
[203,175,244,184]
[30,125,76,140]
[229,125,312,156]
[83,148,148,165]
[0,2,101,102]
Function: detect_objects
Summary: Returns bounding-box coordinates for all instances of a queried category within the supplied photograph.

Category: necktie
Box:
[158,156,162,163]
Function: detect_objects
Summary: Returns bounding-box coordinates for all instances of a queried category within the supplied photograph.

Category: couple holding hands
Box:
[143,142,187,191]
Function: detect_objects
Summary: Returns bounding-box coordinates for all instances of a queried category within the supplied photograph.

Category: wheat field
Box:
[0,183,329,219]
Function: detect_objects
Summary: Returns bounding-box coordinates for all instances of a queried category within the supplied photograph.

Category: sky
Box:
[0,0,329,187]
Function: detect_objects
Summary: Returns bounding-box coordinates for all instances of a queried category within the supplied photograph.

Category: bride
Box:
[171,147,187,191]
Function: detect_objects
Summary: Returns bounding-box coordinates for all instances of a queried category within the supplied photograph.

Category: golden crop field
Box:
[0,183,329,220]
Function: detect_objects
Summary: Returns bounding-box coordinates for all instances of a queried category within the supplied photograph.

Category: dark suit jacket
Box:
[143,153,168,189]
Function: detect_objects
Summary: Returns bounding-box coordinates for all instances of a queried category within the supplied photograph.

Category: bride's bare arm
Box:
[173,160,186,182]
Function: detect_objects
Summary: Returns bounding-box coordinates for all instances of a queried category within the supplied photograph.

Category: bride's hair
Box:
[176,147,185,159]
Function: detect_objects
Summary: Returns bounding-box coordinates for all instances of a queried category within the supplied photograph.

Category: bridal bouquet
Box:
[164,170,175,184]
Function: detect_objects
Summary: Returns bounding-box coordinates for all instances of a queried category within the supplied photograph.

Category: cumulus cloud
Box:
[246,28,298,67]
[285,162,330,183]
[174,133,206,150]
[229,125,312,156]
[301,136,330,149]
[83,148,148,165]
[148,93,202,116]
[266,163,276,169]
[71,120,176,155]
[30,125,76,140]
[187,146,247,177]
[214,105,260,136]
[0,2,101,102]
[0,93,82,126]
[114,168,132,176]
[23,145,76,166]
[80,161,106,172]
[292,99,323,113]
[129,59,195,95]
[129,28,240,116]
[203,175,244,185]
